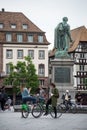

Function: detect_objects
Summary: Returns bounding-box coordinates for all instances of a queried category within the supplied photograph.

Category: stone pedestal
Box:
[50,58,74,101]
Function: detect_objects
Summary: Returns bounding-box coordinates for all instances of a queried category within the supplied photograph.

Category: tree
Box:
[4,56,39,104]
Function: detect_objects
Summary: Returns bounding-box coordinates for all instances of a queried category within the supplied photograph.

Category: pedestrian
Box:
[0,90,2,110]
[5,97,12,110]
[44,83,59,118]
[75,91,82,105]
[0,86,8,111]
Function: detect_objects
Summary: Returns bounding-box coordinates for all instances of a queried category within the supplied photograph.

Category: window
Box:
[80,53,84,58]
[38,64,45,76]
[38,35,43,43]
[39,80,44,86]
[17,34,23,42]
[17,50,23,59]
[28,50,34,59]
[0,23,3,28]
[6,49,13,59]
[6,64,10,74]
[28,35,33,42]
[22,24,28,29]
[39,50,45,59]
[11,24,16,29]
[6,33,12,42]
[79,65,84,71]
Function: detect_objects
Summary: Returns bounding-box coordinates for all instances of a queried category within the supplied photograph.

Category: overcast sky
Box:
[0,0,87,49]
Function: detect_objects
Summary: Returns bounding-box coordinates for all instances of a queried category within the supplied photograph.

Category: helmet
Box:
[66,90,69,93]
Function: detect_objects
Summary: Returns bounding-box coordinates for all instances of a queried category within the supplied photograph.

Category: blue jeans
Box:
[22,96,36,104]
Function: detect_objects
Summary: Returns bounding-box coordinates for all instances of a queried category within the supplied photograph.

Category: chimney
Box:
[2,8,5,12]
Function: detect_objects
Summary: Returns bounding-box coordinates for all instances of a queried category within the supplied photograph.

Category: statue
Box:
[54,17,73,58]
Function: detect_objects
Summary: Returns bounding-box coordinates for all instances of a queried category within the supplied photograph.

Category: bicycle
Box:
[59,100,77,113]
[32,99,62,118]
[21,101,42,118]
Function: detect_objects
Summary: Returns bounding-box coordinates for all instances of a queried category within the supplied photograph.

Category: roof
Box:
[49,26,87,57]
[69,26,87,52]
[0,10,44,33]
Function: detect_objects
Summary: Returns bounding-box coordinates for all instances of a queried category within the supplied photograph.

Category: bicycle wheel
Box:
[58,103,66,113]
[50,105,62,118]
[70,103,77,113]
[49,105,55,118]
[32,103,42,118]
[21,104,29,118]
[56,105,62,118]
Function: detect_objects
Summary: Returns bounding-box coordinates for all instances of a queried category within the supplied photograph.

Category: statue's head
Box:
[63,17,68,22]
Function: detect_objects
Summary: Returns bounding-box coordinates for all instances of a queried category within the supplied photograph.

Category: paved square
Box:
[0,110,87,130]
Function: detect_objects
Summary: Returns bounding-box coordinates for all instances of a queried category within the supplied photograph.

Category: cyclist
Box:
[20,85,36,104]
[44,83,59,118]
[62,90,71,110]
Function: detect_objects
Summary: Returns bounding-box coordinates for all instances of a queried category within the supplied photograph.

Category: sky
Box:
[0,0,87,50]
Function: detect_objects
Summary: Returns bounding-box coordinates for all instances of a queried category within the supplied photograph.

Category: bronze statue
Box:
[54,17,73,58]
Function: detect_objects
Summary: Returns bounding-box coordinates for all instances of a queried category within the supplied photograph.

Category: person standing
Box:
[75,91,82,105]
[44,83,59,118]
[5,97,12,110]
[0,86,8,111]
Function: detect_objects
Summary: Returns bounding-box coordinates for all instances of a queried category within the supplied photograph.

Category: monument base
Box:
[50,58,75,101]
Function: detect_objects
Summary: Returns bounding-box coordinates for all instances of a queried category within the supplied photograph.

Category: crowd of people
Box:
[0,83,84,114]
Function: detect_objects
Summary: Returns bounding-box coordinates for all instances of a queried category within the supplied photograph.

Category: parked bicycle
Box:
[58,100,77,113]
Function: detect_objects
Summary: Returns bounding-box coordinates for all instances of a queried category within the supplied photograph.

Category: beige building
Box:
[0,9,50,88]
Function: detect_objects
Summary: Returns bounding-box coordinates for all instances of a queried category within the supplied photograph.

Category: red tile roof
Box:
[0,11,44,32]
[69,26,87,52]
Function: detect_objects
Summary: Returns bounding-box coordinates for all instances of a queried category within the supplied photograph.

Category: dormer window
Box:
[22,24,28,29]
[11,24,16,29]
[0,23,3,28]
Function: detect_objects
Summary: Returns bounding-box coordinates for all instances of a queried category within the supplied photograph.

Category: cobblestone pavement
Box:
[0,110,87,130]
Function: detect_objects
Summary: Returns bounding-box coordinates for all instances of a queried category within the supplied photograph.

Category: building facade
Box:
[0,9,50,88]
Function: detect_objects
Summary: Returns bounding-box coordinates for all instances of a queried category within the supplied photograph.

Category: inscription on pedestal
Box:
[54,67,70,83]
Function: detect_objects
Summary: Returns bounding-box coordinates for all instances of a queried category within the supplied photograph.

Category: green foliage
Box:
[4,56,39,94]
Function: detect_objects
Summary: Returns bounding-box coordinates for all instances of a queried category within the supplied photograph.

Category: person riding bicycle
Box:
[20,85,36,104]
[62,90,71,111]
[44,83,59,118]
